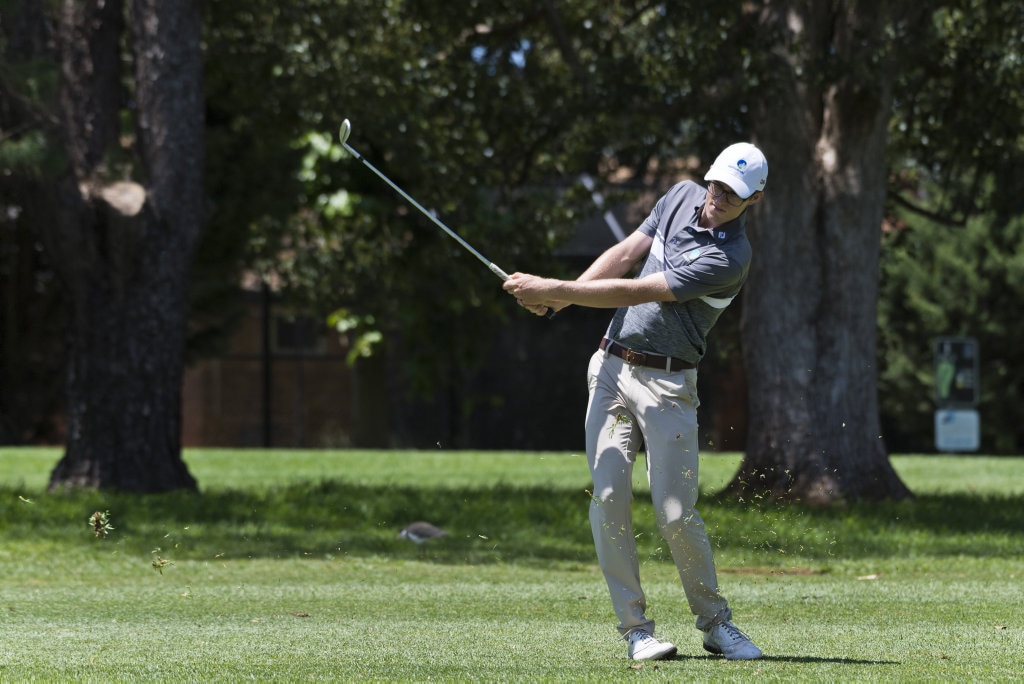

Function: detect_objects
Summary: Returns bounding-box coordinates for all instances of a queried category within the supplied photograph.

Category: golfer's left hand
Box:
[504,273,561,313]
[504,272,550,301]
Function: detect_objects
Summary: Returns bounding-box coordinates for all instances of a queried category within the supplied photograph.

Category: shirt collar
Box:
[690,206,747,241]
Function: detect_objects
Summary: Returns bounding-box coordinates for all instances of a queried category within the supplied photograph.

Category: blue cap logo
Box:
[736,159,748,172]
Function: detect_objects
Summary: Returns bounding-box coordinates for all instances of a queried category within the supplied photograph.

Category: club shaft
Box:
[342,141,509,281]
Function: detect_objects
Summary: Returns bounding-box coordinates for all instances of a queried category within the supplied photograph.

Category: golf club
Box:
[339,119,553,318]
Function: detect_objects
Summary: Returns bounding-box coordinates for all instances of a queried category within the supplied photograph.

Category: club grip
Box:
[544,307,556,319]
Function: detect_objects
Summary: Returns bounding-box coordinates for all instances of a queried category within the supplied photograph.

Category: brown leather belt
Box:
[600,337,696,372]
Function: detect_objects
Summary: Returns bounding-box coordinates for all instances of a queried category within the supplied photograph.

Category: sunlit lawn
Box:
[1,448,1021,680]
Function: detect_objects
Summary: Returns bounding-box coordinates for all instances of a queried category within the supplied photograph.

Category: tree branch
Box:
[541,0,589,90]
[889,191,967,228]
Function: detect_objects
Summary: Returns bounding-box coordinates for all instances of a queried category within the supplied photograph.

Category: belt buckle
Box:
[624,349,645,366]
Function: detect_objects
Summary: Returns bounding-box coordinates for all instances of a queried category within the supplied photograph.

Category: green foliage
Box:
[4,0,1022,454]
[327,308,382,365]
[0,8,71,444]
[199,1,748,399]
[1,449,1023,679]
[0,130,49,173]
[876,2,1024,453]
[199,1,1024,442]
[878,210,1024,452]
[889,0,1024,221]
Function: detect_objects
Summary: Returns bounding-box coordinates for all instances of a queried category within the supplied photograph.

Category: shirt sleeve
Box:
[663,248,749,303]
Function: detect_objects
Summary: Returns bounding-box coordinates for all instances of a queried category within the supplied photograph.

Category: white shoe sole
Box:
[631,643,677,661]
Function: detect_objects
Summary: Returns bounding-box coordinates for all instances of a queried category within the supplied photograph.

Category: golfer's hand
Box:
[519,301,550,316]
[504,272,549,300]
[504,272,560,313]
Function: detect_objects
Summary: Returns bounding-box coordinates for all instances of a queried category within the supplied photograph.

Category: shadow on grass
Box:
[667,654,899,665]
[706,491,1024,560]
[3,480,1023,565]
[757,656,899,665]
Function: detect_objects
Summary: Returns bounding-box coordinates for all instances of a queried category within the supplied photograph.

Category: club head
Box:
[339,119,352,146]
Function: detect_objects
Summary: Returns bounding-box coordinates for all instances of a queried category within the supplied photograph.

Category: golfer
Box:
[504,143,767,661]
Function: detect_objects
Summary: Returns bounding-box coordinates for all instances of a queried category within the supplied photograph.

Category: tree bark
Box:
[729,1,912,504]
[44,0,205,492]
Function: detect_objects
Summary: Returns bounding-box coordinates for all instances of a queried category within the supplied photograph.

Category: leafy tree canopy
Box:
[200,0,1024,448]
[202,0,747,390]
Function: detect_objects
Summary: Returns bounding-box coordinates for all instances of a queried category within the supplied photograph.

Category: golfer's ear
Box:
[747,191,764,205]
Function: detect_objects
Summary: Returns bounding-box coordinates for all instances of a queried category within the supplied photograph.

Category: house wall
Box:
[182,296,354,448]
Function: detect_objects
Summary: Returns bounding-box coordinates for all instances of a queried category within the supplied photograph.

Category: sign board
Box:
[934,409,980,452]
[934,337,979,407]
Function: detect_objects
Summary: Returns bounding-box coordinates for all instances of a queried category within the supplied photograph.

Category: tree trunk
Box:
[729,1,912,504]
[44,0,205,492]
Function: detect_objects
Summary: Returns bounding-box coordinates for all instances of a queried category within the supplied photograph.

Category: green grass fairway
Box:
[1,449,1022,680]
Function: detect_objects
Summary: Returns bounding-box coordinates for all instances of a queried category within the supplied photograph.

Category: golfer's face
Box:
[702,181,752,227]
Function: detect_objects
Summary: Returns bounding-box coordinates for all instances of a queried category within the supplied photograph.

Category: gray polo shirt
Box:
[604,180,751,364]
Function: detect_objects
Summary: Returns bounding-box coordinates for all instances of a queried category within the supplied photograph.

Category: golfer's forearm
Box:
[576,251,636,282]
[576,231,652,282]
[548,275,673,308]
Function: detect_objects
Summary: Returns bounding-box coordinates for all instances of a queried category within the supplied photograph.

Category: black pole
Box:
[261,281,272,447]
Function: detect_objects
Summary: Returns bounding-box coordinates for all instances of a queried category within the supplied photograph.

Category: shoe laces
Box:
[628,630,655,645]
[716,621,749,643]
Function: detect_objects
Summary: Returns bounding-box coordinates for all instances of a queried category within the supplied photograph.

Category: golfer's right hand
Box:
[518,301,551,316]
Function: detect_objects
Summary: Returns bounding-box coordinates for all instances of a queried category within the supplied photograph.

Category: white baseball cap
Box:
[703,142,768,199]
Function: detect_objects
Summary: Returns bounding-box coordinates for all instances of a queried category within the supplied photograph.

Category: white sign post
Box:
[934,409,980,452]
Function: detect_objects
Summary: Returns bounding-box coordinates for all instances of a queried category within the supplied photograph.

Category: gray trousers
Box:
[585,350,731,636]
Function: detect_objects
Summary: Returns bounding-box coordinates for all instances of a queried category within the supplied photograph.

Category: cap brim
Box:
[704,169,754,199]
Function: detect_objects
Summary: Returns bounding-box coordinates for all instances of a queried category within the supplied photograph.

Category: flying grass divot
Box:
[89,510,114,538]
